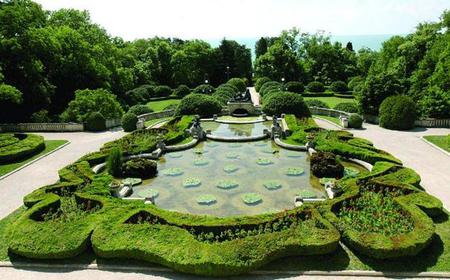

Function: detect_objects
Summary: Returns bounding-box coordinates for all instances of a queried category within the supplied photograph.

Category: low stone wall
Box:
[138,110,175,122]
[415,118,450,128]
[0,123,84,132]
[105,118,121,129]
[309,107,350,118]
[273,137,307,151]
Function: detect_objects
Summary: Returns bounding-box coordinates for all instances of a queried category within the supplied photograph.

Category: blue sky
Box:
[34,0,449,40]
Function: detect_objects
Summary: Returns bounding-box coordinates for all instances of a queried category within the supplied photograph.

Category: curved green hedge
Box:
[0,133,45,164]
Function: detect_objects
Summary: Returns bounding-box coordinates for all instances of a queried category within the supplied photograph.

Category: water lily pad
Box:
[297,190,317,199]
[162,167,184,176]
[263,180,282,190]
[196,194,217,205]
[319,177,336,185]
[193,158,209,166]
[122,177,142,186]
[286,167,304,176]
[167,153,183,158]
[137,189,159,198]
[225,152,239,159]
[229,143,242,148]
[216,180,239,189]
[256,158,274,166]
[242,193,263,205]
[183,177,201,188]
[286,152,303,158]
[344,167,360,177]
[223,164,239,173]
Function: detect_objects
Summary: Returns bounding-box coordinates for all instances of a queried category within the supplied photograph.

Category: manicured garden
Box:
[0,133,67,177]
[424,135,450,153]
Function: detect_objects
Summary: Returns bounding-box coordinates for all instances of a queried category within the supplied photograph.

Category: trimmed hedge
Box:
[334,102,358,113]
[306,81,325,93]
[193,84,215,94]
[259,81,281,96]
[348,114,363,128]
[379,95,417,130]
[255,77,271,92]
[0,133,45,164]
[262,91,310,118]
[227,77,246,92]
[305,99,330,109]
[153,85,173,97]
[173,85,191,98]
[330,81,348,93]
[85,112,106,132]
[176,94,222,117]
[121,112,138,132]
[284,81,304,93]
[128,104,153,116]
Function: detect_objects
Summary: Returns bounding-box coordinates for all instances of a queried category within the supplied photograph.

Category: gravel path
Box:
[314,118,450,209]
[0,129,126,219]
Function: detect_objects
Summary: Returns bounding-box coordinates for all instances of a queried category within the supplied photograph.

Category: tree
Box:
[60,88,124,122]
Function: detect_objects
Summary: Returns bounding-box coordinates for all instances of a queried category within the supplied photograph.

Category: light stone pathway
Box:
[314,117,450,210]
[0,129,126,219]
[249,87,260,106]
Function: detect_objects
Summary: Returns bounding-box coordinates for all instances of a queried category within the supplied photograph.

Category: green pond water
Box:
[132,139,326,217]
[201,121,272,138]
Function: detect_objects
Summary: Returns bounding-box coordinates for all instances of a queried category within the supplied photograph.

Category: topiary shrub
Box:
[284,81,304,93]
[334,102,358,113]
[305,99,330,109]
[255,77,271,92]
[85,112,106,132]
[262,91,310,117]
[227,78,246,92]
[307,81,325,93]
[379,95,417,130]
[310,152,344,178]
[124,85,153,105]
[216,83,239,94]
[154,85,173,97]
[173,85,190,98]
[259,81,281,96]
[121,113,138,132]
[348,114,363,128]
[122,158,157,179]
[330,81,348,93]
[107,147,122,177]
[128,105,153,116]
[193,84,215,94]
[176,94,222,117]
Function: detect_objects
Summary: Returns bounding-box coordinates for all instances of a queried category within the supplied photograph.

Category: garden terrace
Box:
[1,115,446,277]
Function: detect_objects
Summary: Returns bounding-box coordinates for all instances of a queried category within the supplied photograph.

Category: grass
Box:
[0,140,68,177]
[144,117,170,128]
[313,115,342,126]
[146,99,181,112]
[424,135,450,152]
[0,207,25,260]
[305,96,355,108]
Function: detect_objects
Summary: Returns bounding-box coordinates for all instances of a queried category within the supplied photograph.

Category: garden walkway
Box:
[314,118,450,210]
[249,87,260,106]
[0,129,126,219]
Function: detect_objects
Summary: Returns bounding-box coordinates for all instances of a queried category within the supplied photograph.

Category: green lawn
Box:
[424,135,450,152]
[305,96,355,108]
[313,115,342,126]
[0,140,68,177]
[144,117,171,128]
[146,99,181,112]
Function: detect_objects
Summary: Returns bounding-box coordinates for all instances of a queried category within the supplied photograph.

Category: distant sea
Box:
[205,34,397,58]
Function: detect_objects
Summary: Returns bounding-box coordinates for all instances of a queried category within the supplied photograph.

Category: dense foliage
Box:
[173,85,190,98]
[84,112,106,132]
[107,147,122,177]
[379,95,417,130]
[128,104,153,116]
[284,81,304,93]
[262,91,310,117]
[122,158,157,179]
[176,94,222,117]
[305,99,330,109]
[330,81,348,93]
[306,81,325,93]
[121,113,138,132]
[310,152,344,178]
[227,77,246,92]
[334,102,358,113]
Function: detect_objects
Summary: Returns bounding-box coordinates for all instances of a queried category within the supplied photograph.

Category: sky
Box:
[34,0,449,40]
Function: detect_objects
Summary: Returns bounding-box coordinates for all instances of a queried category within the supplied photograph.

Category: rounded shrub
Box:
[330,81,348,93]
[121,112,138,132]
[306,81,325,93]
[85,112,106,132]
[305,99,330,109]
[348,114,363,128]
[122,158,157,179]
[124,85,152,105]
[154,85,172,97]
[379,95,417,130]
[255,77,271,92]
[262,91,310,117]
[128,105,153,116]
[173,85,190,98]
[334,102,358,113]
[193,84,215,94]
[213,88,235,105]
[284,81,304,93]
[260,81,281,96]
[227,78,246,92]
[176,94,222,117]
[216,83,239,94]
